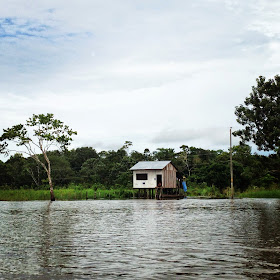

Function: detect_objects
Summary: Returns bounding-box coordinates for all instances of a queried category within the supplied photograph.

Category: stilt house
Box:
[130,161,177,189]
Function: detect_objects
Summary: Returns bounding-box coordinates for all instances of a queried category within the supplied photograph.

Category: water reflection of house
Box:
[130,161,182,199]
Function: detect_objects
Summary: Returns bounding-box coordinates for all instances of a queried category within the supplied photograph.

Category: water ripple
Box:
[0,199,280,279]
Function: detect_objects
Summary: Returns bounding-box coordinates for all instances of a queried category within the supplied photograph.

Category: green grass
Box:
[0,189,50,201]
[186,182,280,199]
[239,188,280,198]
[0,187,136,201]
[2,185,279,201]
[186,183,226,198]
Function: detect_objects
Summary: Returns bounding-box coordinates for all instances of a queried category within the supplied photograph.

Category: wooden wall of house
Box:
[163,163,177,188]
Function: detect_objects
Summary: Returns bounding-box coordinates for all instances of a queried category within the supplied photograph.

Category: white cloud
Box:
[0,0,279,161]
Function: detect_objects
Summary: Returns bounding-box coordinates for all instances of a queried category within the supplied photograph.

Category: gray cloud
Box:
[152,127,238,149]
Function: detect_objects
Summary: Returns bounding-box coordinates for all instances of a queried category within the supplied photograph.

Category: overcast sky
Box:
[0,0,279,159]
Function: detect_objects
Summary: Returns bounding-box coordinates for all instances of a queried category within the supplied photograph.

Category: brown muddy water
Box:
[0,199,280,280]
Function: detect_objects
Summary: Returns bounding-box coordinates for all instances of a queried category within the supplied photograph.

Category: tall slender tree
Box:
[0,113,77,201]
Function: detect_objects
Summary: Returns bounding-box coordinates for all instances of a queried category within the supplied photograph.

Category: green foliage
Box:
[234,75,280,152]
[0,114,77,154]
[26,113,77,149]
[0,160,9,186]
[153,148,176,161]
[130,150,146,163]
[0,140,279,198]
[80,144,134,187]
[66,147,98,173]
[47,153,74,185]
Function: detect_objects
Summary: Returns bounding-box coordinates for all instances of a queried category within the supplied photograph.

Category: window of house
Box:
[136,173,148,180]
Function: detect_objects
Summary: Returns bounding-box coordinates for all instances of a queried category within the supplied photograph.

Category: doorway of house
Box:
[157,175,162,187]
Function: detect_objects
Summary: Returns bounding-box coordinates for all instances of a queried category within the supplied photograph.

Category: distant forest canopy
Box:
[0,143,279,192]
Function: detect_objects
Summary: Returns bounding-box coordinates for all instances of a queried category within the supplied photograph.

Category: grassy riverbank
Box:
[1,186,280,201]
[186,183,226,198]
[238,188,280,198]
[186,182,280,198]
[0,187,136,201]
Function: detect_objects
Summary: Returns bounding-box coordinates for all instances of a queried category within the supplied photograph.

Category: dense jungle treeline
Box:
[0,143,279,193]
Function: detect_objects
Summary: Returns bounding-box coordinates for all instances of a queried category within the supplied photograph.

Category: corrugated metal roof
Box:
[130,161,171,170]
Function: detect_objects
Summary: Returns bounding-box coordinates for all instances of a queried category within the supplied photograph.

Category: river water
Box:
[0,199,280,280]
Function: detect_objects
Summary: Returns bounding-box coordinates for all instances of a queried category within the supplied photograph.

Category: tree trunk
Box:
[46,166,55,201]
[50,189,55,201]
[43,151,55,202]
[49,176,55,201]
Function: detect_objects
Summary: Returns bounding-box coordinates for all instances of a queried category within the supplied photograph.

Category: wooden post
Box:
[230,127,234,199]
